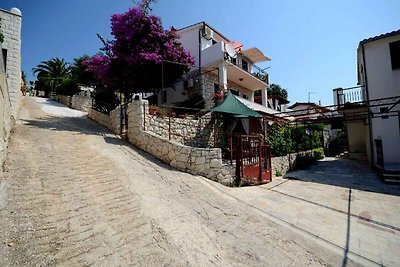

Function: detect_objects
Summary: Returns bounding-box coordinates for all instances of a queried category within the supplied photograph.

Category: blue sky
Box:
[2,0,399,105]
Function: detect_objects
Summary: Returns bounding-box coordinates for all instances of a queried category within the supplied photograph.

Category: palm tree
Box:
[70,55,96,86]
[32,58,71,96]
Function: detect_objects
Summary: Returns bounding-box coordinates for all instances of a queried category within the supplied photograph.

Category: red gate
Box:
[235,135,272,185]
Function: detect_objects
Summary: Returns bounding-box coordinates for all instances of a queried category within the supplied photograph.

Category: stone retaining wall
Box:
[271,153,297,177]
[72,95,91,112]
[128,100,234,185]
[0,53,11,173]
[57,95,72,107]
[145,113,223,147]
[87,108,121,134]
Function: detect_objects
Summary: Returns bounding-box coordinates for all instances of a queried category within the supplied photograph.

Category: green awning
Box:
[211,91,262,118]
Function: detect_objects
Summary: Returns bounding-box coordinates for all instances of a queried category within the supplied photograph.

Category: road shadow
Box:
[284,158,400,196]
[21,115,179,172]
[20,115,110,136]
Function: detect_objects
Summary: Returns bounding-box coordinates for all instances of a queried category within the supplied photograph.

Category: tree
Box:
[268,83,288,99]
[32,58,71,96]
[84,0,194,97]
[70,55,97,86]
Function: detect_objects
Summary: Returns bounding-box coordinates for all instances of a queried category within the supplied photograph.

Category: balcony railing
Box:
[227,55,269,84]
[333,86,366,108]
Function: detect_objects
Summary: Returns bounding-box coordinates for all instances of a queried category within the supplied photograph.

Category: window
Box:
[2,49,7,71]
[389,40,400,70]
[231,90,239,96]
[241,59,248,71]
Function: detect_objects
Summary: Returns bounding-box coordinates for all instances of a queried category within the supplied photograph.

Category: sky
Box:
[1,0,399,105]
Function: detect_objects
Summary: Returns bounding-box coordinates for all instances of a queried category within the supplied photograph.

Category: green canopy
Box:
[211,91,262,118]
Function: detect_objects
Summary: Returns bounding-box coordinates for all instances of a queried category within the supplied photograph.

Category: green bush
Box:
[275,170,283,177]
[313,147,325,160]
[267,124,292,156]
[55,78,80,96]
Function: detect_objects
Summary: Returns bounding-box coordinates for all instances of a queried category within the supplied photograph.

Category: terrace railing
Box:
[333,86,366,108]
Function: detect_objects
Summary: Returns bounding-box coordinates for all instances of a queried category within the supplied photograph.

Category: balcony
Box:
[333,86,367,108]
[201,41,269,87]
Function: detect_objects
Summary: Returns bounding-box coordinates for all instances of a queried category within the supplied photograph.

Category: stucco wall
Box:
[358,35,400,164]
[87,108,121,134]
[128,100,234,185]
[0,8,22,120]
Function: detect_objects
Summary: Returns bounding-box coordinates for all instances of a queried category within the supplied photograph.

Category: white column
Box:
[218,62,227,91]
[249,91,254,102]
[261,87,268,107]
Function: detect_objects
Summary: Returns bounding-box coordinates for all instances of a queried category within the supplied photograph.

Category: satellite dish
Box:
[225,43,237,59]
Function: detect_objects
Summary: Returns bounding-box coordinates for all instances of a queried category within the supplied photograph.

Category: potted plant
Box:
[149,105,157,115]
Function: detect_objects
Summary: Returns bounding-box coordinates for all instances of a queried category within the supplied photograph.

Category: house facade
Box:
[0,7,22,120]
[0,7,22,172]
[157,22,270,110]
[334,29,400,180]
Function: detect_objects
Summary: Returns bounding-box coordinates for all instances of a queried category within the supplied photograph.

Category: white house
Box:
[334,29,400,181]
[157,21,271,110]
[0,7,22,120]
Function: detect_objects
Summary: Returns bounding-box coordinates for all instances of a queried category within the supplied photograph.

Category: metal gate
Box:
[235,135,272,185]
[120,102,128,138]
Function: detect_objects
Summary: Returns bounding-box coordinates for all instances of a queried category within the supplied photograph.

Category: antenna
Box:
[308,92,317,103]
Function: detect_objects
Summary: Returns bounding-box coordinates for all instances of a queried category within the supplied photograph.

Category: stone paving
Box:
[0,97,354,266]
[228,158,400,266]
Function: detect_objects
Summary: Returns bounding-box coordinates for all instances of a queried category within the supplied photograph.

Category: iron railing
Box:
[333,86,366,107]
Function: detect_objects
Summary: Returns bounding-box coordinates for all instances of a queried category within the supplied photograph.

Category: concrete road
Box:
[0,97,356,266]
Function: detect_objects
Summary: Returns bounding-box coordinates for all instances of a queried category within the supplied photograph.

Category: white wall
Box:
[0,8,22,120]
[359,34,400,165]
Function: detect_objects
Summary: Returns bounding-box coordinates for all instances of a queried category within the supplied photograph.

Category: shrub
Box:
[267,124,292,156]
[275,170,283,177]
[313,147,325,160]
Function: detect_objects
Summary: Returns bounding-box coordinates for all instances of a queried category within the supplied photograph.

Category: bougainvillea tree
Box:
[85,0,194,97]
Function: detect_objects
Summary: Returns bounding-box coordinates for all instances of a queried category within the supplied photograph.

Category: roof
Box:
[359,29,400,45]
[211,91,262,118]
[289,102,329,111]
[240,47,271,63]
[236,96,279,115]
[177,21,231,43]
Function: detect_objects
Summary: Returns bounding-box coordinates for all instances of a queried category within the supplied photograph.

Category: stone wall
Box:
[57,95,72,107]
[0,8,22,120]
[271,153,297,177]
[145,112,223,147]
[71,95,91,112]
[0,51,11,172]
[87,108,121,134]
[128,100,234,185]
[202,73,219,109]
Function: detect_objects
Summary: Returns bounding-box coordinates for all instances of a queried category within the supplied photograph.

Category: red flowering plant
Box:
[84,0,194,97]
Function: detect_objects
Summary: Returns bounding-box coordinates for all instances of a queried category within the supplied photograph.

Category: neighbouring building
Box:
[156,21,271,110]
[0,40,11,171]
[0,7,22,120]
[333,29,400,181]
